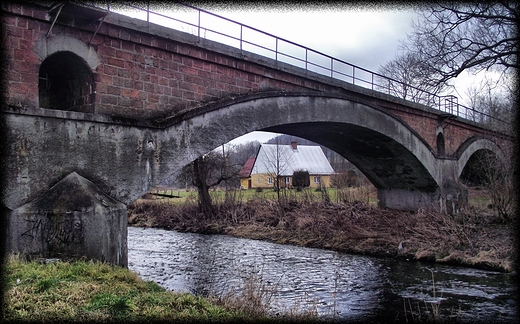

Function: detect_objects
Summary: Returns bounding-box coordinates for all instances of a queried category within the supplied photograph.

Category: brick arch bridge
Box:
[2,2,511,266]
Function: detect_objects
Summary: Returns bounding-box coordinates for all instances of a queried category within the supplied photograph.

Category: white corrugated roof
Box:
[252,144,334,176]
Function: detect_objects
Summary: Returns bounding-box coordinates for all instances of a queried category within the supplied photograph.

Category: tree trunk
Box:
[193,157,214,218]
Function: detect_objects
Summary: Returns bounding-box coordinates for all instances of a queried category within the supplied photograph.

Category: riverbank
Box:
[128,191,516,273]
[1,254,251,322]
[6,254,332,322]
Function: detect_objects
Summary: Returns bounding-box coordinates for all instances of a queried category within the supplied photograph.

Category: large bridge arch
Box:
[2,92,449,212]
[154,93,443,210]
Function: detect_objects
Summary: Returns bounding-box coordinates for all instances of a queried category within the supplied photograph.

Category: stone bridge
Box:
[1,2,511,266]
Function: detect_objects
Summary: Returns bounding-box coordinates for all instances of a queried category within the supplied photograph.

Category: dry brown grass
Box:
[128,195,515,273]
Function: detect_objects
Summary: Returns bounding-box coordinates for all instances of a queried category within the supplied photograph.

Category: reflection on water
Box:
[128,226,517,322]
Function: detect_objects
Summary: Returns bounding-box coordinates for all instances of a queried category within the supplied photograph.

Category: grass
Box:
[1,254,253,323]
[2,255,326,323]
[467,186,493,211]
[145,185,378,207]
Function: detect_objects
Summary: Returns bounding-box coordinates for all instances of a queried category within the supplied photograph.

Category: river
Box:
[128,226,517,322]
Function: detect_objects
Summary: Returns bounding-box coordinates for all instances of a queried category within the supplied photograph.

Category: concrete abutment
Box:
[377,188,440,211]
[377,177,468,214]
[6,172,128,267]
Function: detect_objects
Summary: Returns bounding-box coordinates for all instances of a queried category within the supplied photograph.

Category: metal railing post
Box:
[275,38,278,62]
[305,49,308,71]
[240,25,243,51]
[197,9,201,38]
[146,1,150,26]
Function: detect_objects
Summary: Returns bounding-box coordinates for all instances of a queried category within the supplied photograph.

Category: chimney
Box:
[291,141,297,150]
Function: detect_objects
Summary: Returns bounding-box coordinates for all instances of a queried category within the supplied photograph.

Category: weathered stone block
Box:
[6,172,127,267]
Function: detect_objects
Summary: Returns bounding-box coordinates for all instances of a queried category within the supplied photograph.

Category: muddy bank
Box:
[128,197,515,273]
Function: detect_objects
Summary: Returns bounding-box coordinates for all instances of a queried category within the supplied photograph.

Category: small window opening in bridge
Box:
[39,51,95,112]
[437,133,445,156]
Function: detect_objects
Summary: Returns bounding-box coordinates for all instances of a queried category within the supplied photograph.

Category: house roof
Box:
[252,144,334,176]
[238,157,256,178]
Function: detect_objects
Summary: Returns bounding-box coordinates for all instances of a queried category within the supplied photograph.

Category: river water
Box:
[128,226,517,322]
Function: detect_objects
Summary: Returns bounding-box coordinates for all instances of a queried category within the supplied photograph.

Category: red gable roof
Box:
[238,157,256,178]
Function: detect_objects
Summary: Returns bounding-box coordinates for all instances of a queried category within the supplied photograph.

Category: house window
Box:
[285,177,291,185]
[314,176,321,184]
[268,177,273,184]
[257,177,261,185]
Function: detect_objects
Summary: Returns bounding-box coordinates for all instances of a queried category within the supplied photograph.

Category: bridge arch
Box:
[158,93,441,206]
[455,137,506,185]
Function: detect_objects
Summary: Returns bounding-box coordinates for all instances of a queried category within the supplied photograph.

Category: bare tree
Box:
[180,149,236,218]
[462,79,516,221]
[259,139,294,199]
[403,2,519,85]
[464,77,515,133]
[228,140,261,168]
[462,149,515,222]
[377,52,451,105]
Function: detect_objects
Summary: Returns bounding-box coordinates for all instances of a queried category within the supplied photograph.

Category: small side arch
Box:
[39,51,95,112]
[35,35,100,112]
[436,131,445,157]
[455,137,506,180]
[34,35,101,69]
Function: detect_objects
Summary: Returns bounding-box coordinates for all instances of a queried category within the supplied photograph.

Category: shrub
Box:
[292,170,310,189]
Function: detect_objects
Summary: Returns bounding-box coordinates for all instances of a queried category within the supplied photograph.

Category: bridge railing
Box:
[91,1,508,128]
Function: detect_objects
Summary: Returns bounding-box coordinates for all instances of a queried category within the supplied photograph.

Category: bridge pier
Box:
[439,177,469,215]
[377,188,440,211]
[6,172,128,267]
[377,177,468,213]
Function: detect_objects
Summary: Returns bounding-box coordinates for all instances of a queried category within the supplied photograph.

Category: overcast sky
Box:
[114,3,486,145]
[197,4,419,144]
[198,4,418,73]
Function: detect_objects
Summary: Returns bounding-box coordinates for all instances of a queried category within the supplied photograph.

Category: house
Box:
[238,157,256,189]
[239,142,335,189]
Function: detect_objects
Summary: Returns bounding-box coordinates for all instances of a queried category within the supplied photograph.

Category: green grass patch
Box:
[142,186,378,207]
[2,254,250,322]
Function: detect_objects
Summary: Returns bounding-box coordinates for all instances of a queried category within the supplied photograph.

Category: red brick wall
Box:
[90,18,308,118]
[4,7,44,108]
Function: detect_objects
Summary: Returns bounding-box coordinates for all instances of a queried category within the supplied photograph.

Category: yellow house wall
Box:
[250,173,274,189]
[240,178,250,189]
[249,173,331,189]
[309,175,331,188]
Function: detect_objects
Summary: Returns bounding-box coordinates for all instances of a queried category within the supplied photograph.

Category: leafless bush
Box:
[331,170,359,188]
[463,149,516,222]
